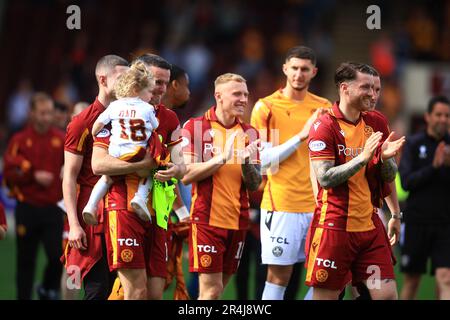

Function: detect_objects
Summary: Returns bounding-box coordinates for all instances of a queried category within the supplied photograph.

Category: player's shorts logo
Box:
[120,249,134,263]
[401,254,410,267]
[265,211,273,230]
[200,254,212,267]
[272,246,283,257]
[17,224,27,237]
[316,269,328,283]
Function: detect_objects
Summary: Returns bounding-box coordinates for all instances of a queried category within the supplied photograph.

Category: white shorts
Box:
[260,209,313,265]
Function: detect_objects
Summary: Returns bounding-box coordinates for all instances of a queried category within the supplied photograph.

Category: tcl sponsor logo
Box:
[270,236,290,244]
[197,245,217,253]
[337,144,363,158]
[316,258,337,269]
[118,238,139,247]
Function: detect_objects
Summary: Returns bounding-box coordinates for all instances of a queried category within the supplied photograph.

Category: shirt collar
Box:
[204,106,241,128]
[330,101,363,125]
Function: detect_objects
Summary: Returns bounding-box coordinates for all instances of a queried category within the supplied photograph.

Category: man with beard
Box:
[251,46,330,300]
[306,62,405,300]
[62,55,151,300]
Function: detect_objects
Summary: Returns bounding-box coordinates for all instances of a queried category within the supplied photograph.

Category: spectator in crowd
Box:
[53,101,71,131]
[6,79,33,135]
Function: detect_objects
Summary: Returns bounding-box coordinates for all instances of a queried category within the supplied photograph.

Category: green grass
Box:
[0,233,437,300]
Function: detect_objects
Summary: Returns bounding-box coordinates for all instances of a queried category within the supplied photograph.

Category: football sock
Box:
[262,281,286,300]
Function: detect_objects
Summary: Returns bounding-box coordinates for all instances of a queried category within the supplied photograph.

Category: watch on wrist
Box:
[391,212,403,220]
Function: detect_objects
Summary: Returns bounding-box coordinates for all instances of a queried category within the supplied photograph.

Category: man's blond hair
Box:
[214,73,246,89]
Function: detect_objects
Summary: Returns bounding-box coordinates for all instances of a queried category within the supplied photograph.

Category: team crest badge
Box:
[121,249,134,263]
[316,269,328,283]
[364,125,374,137]
[272,246,283,257]
[200,254,212,267]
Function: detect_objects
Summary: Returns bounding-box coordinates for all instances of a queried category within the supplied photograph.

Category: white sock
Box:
[262,281,286,300]
[304,287,314,300]
[136,177,152,199]
[85,176,110,209]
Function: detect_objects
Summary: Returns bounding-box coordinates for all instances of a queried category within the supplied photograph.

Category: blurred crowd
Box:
[1,0,449,154]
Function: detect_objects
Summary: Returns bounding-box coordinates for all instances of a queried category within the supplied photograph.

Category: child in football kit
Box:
[83,61,159,225]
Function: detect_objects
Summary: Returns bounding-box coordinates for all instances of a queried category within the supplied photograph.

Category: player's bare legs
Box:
[267,265,293,285]
[117,269,147,300]
[147,276,165,300]
[400,273,421,299]
[312,287,341,300]
[198,272,224,300]
[435,268,450,300]
[364,278,398,300]
[222,273,233,288]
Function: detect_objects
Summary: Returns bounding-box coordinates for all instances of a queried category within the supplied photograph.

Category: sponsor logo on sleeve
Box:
[309,140,326,152]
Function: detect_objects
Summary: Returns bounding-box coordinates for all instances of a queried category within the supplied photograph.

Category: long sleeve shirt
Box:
[3,125,64,207]
[399,131,450,224]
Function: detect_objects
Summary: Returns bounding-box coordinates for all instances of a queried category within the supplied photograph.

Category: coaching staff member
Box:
[4,93,65,299]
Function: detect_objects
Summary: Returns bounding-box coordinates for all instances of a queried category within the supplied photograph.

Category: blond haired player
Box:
[82,61,159,225]
[182,73,261,300]
[251,46,330,300]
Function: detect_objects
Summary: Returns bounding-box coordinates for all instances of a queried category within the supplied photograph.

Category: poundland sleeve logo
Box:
[309,140,326,152]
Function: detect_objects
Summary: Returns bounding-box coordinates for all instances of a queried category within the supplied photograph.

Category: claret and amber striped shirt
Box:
[182,106,260,231]
[308,102,389,232]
